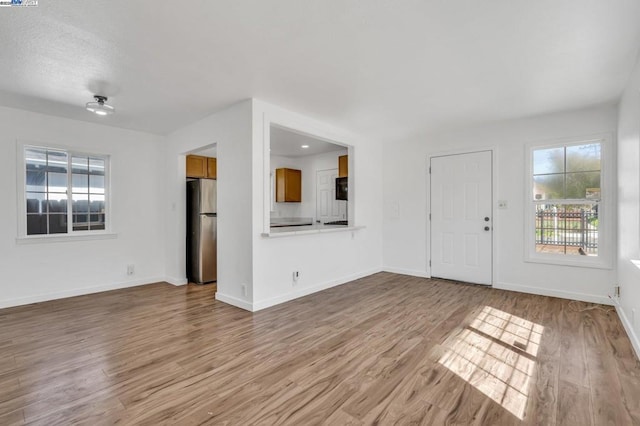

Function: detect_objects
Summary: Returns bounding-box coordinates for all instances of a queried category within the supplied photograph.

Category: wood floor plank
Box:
[583,309,635,425]
[25,396,125,426]
[556,379,593,426]
[559,301,590,387]
[0,273,638,425]
[521,296,562,426]
[0,408,24,426]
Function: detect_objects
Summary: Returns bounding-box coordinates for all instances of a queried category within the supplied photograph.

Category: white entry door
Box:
[316,169,345,223]
[430,151,492,285]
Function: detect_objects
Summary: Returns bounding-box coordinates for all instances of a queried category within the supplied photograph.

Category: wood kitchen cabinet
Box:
[275,168,301,202]
[186,155,217,179]
[338,155,348,177]
[207,157,217,179]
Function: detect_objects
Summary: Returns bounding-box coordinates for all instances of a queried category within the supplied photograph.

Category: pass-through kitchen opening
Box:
[269,124,352,233]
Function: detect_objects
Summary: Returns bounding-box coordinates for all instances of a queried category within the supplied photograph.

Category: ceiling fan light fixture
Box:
[86,95,115,116]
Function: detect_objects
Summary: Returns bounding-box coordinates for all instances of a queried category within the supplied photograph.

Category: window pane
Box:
[47,172,67,193]
[72,193,89,211]
[566,143,601,172]
[90,222,105,231]
[566,171,600,199]
[26,170,46,192]
[89,175,104,194]
[72,192,89,231]
[71,156,88,174]
[72,173,89,193]
[535,204,598,256]
[47,195,68,213]
[533,147,564,175]
[48,214,68,234]
[25,148,46,170]
[73,216,89,231]
[89,158,105,175]
[47,151,68,173]
[26,192,45,213]
[26,214,47,235]
[90,195,105,212]
[24,147,107,236]
[533,174,564,200]
[89,194,105,230]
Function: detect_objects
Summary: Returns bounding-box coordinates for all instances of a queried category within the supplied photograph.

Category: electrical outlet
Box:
[293,271,300,284]
[241,284,247,297]
[127,264,135,276]
[614,285,621,298]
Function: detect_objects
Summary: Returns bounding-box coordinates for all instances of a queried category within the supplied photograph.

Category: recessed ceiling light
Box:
[301,145,310,149]
[86,95,115,116]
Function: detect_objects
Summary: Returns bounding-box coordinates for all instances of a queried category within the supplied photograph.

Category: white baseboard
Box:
[615,304,640,361]
[250,267,383,312]
[215,292,254,311]
[0,276,165,310]
[494,281,613,306]
[382,266,430,278]
[165,276,188,286]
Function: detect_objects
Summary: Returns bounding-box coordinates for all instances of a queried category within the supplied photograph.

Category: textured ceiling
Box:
[0,1,639,139]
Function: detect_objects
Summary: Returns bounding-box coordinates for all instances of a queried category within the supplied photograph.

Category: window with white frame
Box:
[527,138,609,267]
[24,146,108,236]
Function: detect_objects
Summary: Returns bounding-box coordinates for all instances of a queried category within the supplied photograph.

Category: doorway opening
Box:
[184,143,217,288]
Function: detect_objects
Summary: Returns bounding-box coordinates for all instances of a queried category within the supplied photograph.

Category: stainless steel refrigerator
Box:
[187,179,217,284]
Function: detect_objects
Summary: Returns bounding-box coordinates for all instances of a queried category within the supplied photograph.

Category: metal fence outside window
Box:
[535,209,598,254]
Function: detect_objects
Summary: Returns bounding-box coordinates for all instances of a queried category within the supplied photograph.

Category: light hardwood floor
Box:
[1,272,639,425]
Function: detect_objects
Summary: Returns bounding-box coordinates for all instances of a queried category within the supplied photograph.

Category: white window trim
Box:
[16,140,115,242]
[524,134,613,269]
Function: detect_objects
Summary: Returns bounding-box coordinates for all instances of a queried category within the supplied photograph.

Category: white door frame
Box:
[427,147,497,286]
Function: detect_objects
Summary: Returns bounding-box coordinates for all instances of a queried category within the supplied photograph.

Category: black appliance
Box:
[336,177,348,200]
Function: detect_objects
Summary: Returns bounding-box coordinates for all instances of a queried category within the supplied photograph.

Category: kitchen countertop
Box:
[269,217,314,227]
[263,223,364,237]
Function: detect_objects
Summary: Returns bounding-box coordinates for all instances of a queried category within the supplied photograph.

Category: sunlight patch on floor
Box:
[438,306,544,420]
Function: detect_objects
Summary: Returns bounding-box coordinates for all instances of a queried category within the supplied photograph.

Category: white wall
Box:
[383,104,618,304]
[0,106,166,308]
[163,100,253,306]
[617,56,640,357]
[251,100,383,310]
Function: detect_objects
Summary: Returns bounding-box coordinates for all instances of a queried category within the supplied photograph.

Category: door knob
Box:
[484,226,490,231]
[484,217,490,221]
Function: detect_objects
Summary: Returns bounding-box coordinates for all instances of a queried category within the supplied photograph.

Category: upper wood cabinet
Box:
[275,168,301,202]
[186,155,216,179]
[207,157,217,179]
[338,155,348,177]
